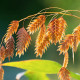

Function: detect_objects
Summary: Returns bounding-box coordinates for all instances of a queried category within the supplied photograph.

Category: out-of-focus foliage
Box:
[25,71,49,80]
[3,59,80,80]
[3,59,61,74]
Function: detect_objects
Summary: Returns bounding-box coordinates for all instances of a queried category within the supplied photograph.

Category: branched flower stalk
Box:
[0,7,80,80]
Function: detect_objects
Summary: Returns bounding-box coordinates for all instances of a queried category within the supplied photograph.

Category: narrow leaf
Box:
[25,71,49,80]
[2,59,80,80]
[3,59,61,74]
[70,72,80,80]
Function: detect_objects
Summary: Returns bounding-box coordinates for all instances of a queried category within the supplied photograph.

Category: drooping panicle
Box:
[5,36,15,60]
[5,20,19,42]
[58,67,70,80]
[27,15,45,34]
[35,17,67,57]
[16,27,31,57]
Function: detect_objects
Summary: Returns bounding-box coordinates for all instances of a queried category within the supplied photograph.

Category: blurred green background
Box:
[0,0,80,80]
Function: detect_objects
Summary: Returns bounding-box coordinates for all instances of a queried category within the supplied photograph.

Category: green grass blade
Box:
[3,59,80,80]
[3,59,61,74]
[25,71,49,80]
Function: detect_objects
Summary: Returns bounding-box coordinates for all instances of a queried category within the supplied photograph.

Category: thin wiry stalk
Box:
[0,8,80,47]
[19,7,80,22]
[19,12,80,22]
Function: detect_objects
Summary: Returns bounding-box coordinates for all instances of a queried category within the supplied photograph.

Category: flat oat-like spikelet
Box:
[27,15,45,34]
[73,25,80,53]
[5,36,15,60]
[47,18,59,44]
[58,17,67,41]
[35,24,46,47]
[63,52,69,68]
[5,20,19,42]
[0,46,5,62]
[35,17,67,57]
[47,17,67,45]
[16,27,31,57]
[35,34,50,57]
[58,34,74,54]
[58,67,70,80]
[0,67,4,80]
